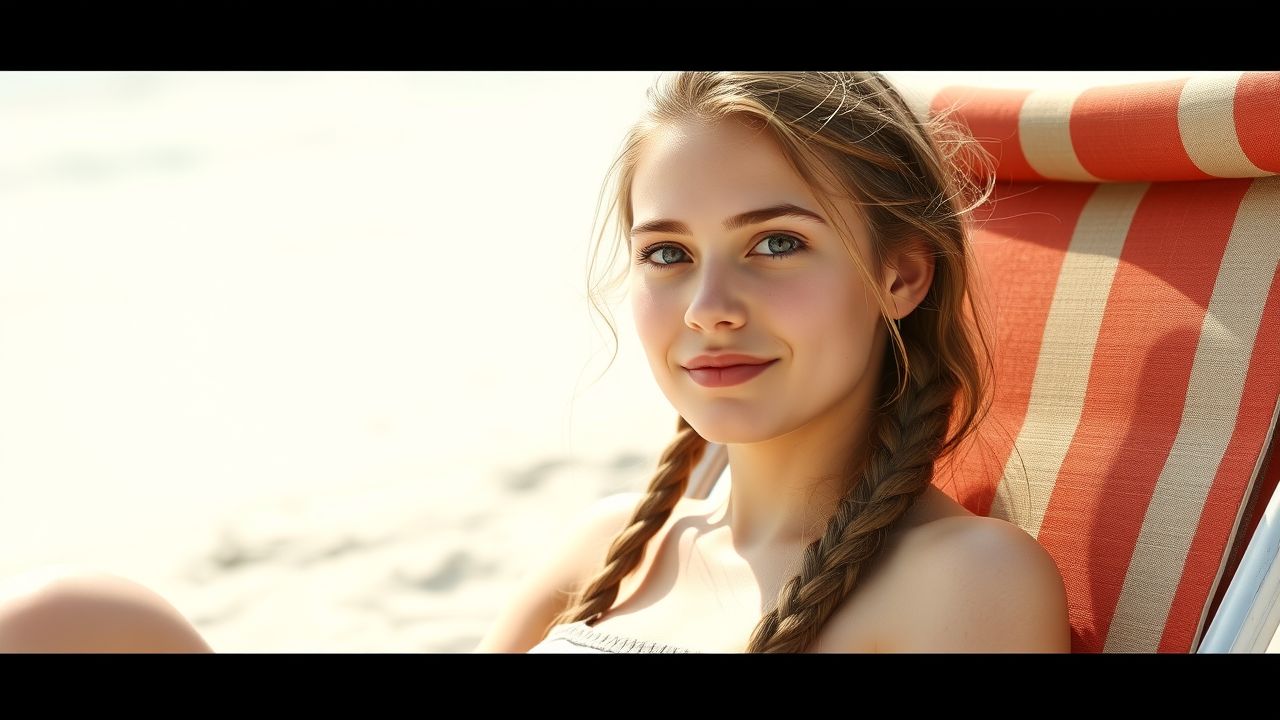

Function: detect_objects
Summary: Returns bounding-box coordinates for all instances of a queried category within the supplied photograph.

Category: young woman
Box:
[476,71,1071,653]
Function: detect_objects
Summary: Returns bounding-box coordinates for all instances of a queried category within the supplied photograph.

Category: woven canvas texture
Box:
[900,71,1280,182]
[909,72,1280,653]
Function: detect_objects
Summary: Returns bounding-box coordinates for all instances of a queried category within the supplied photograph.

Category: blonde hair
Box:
[552,71,1001,652]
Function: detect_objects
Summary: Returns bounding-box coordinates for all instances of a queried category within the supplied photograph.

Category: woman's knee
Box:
[0,566,215,653]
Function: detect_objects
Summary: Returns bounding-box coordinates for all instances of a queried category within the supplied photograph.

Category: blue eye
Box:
[639,245,689,267]
[755,233,805,257]
[634,233,809,269]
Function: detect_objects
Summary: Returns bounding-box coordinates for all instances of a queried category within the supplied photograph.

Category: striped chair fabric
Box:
[687,72,1280,653]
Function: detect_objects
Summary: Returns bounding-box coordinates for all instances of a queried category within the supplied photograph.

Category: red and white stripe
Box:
[901,71,1280,182]
[894,71,1280,653]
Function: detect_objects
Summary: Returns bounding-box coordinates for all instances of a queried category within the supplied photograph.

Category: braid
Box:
[746,348,955,652]
[543,414,708,633]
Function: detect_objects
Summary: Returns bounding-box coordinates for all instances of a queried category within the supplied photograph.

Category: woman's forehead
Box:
[630,119,866,245]
[632,120,823,224]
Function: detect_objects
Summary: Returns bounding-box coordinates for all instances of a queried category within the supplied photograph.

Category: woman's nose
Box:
[683,267,747,332]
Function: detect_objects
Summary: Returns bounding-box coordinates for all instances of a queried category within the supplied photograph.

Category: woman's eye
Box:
[753,233,806,258]
[635,244,690,267]
[635,233,808,270]
[653,246,688,265]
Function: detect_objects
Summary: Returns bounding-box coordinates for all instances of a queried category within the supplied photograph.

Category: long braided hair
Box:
[549,72,999,652]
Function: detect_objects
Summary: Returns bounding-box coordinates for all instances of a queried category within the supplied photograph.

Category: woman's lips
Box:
[685,359,778,388]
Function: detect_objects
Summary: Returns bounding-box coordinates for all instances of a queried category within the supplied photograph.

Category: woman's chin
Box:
[682,417,777,445]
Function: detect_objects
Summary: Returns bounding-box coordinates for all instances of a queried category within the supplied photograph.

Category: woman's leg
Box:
[0,567,215,653]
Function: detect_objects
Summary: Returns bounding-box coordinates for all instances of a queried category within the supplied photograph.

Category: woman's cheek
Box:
[768,275,831,340]
[630,285,676,356]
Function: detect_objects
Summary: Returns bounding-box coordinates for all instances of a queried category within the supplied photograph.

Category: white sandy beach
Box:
[0,71,678,652]
[0,70,1196,652]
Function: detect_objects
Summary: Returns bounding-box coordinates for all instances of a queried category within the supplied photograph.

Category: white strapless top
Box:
[527,619,701,653]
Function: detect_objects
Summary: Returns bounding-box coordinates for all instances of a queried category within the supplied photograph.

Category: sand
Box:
[0,71,677,652]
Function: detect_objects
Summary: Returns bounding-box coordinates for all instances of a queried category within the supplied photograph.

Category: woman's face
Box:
[628,118,886,444]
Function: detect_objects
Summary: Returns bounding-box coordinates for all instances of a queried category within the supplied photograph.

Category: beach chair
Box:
[685,72,1280,653]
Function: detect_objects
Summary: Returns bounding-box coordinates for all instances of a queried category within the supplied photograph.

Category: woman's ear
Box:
[883,239,935,320]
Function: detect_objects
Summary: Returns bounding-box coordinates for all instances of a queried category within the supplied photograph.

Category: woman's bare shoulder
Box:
[884,514,1072,652]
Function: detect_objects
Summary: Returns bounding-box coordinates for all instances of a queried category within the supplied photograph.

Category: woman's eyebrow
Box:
[629,203,828,238]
